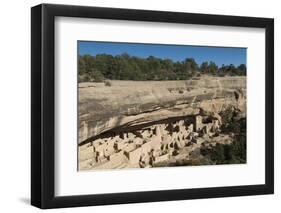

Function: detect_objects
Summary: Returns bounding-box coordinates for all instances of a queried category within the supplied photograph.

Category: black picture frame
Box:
[31,3,274,209]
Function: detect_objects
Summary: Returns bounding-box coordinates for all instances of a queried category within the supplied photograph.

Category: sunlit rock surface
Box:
[79,76,246,144]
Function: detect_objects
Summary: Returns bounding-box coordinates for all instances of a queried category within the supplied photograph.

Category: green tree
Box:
[78,53,245,82]
[209,61,218,75]
[237,64,247,75]
[200,61,209,74]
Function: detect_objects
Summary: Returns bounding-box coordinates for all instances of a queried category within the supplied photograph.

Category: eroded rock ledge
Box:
[79,76,246,144]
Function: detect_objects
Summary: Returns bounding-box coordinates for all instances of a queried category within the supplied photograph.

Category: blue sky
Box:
[78,41,246,67]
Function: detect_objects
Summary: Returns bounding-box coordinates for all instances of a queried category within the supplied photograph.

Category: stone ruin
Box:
[79,112,225,170]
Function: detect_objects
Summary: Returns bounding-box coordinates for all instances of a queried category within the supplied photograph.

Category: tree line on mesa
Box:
[79,53,246,82]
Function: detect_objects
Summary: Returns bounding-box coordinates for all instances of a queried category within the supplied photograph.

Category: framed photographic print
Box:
[31,3,274,209]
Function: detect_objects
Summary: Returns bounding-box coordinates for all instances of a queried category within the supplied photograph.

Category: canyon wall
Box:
[78,76,246,145]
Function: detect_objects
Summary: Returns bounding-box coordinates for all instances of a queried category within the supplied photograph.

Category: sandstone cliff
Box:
[78,76,246,144]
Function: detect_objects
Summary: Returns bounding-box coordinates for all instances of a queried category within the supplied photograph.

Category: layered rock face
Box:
[78,76,246,170]
[79,77,246,142]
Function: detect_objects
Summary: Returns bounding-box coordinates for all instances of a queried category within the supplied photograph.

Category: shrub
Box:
[91,70,104,82]
[104,81,112,86]
[78,74,91,83]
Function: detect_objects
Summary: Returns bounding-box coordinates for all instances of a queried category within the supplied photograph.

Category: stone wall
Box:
[79,112,233,170]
